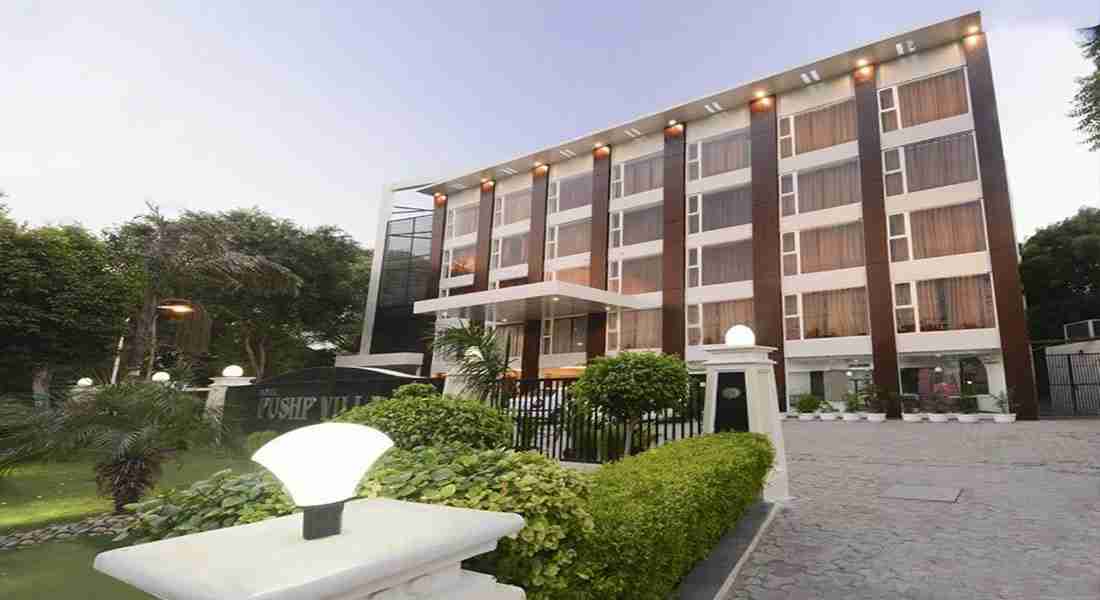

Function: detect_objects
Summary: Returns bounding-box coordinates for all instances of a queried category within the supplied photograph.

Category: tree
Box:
[1019,207,1100,340]
[0,208,138,403]
[431,321,514,402]
[569,352,690,457]
[0,381,220,512]
[1071,25,1100,151]
[106,205,302,379]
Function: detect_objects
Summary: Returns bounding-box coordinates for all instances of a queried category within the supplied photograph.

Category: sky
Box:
[1,1,1098,250]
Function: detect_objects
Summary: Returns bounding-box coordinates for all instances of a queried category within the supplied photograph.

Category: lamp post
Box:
[113,299,199,384]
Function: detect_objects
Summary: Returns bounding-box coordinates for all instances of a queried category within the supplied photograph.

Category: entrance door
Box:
[714,371,749,432]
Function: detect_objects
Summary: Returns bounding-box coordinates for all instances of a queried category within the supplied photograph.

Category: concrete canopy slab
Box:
[412,280,652,322]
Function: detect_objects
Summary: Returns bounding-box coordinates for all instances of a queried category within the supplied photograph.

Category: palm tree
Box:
[0,381,221,513]
[431,321,514,402]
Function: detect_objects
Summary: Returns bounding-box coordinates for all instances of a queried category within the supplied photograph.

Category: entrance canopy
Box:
[413,281,651,322]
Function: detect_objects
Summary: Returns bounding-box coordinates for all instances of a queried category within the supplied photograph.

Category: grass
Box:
[0,536,155,599]
[0,449,257,533]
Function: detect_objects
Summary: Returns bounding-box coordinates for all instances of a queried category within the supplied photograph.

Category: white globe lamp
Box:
[252,423,394,540]
[724,324,756,347]
[76,377,94,387]
[222,365,244,377]
[150,371,171,383]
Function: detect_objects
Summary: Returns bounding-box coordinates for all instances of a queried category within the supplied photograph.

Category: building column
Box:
[586,145,613,360]
[472,180,496,294]
[853,64,902,418]
[963,32,1039,420]
[749,96,787,409]
[523,165,551,378]
[662,123,687,358]
[421,193,449,376]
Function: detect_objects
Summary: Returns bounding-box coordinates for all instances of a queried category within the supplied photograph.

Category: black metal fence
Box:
[489,376,706,463]
[1036,351,1100,416]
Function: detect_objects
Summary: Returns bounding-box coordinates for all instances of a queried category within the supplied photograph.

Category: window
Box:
[793,160,862,214]
[888,213,910,262]
[778,117,794,159]
[552,219,590,258]
[496,324,524,358]
[554,266,589,286]
[701,299,754,344]
[798,221,865,274]
[700,240,753,286]
[909,201,987,259]
[494,189,532,226]
[688,130,751,181]
[618,309,662,350]
[782,232,798,276]
[618,254,662,294]
[612,153,663,199]
[494,234,527,268]
[446,245,476,277]
[687,304,702,345]
[496,277,527,289]
[916,274,995,332]
[609,212,623,248]
[549,172,593,213]
[620,204,664,246]
[780,174,797,216]
[784,294,801,340]
[688,185,753,233]
[885,132,978,196]
[790,100,858,156]
[447,205,478,239]
[607,260,620,294]
[879,88,899,132]
[801,287,869,339]
[897,69,970,128]
[542,316,587,354]
[894,282,916,333]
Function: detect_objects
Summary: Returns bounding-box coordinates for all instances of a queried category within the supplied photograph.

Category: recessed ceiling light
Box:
[754,90,766,99]
[906,40,917,53]
[967,25,979,34]
[667,119,677,126]
[856,58,869,67]
[895,42,906,56]
[810,70,820,81]
[800,73,812,84]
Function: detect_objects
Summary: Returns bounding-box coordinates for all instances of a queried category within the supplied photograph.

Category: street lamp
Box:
[222,365,244,377]
[724,325,756,347]
[76,377,94,387]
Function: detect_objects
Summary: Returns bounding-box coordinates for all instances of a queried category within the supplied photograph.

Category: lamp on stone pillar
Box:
[702,325,790,502]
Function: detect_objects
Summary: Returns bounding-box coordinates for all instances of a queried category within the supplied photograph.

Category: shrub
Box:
[243,430,280,456]
[390,382,440,401]
[333,393,511,450]
[958,395,978,414]
[565,433,774,600]
[843,392,864,413]
[794,393,822,414]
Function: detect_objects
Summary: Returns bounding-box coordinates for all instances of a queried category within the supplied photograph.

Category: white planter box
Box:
[956,414,980,423]
[927,414,949,423]
[993,413,1017,424]
[865,413,886,423]
[818,413,839,421]
[902,413,923,422]
[842,413,862,422]
[798,414,817,421]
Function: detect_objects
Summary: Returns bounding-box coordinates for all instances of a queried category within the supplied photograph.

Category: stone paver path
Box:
[726,420,1100,600]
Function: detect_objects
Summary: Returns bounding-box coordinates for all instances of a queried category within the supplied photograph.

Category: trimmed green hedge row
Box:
[566,433,775,599]
[333,393,512,450]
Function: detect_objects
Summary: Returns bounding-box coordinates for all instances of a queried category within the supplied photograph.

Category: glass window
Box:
[556,219,591,257]
[701,241,753,285]
[620,309,662,350]
[557,172,593,212]
[898,69,969,128]
[909,201,987,259]
[798,221,866,273]
[701,185,753,231]
[701,299,754,344]
[620,254,663,294]
[904,131,979,193]
[494,189,532,226]
[496,324,524,358]
[555,266,590,286]
[802,287,869,338]
[916,274,996,331]
[797,160,862,213]
[449,205,479,238]
[623,154,664,196]
[551,316,587,354]
[449,245,476,276]
[498,234,527,268]
[621,204,664,245]
[794,99,857,154]
[701,130,751,177]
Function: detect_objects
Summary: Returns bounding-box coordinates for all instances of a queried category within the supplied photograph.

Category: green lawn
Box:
[0,450,257,533]
[0,536,154,599]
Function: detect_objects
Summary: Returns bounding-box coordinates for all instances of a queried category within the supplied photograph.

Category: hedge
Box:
[333,392,512,450]
[564,433,774,599]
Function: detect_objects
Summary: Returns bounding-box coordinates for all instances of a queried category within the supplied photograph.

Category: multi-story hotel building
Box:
[338,12,1039,419]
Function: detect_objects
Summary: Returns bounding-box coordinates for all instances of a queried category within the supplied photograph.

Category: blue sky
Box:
[2,1,1097,248]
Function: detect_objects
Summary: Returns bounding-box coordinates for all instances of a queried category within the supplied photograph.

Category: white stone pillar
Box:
[205,376,254,412]
[703,345,791,503]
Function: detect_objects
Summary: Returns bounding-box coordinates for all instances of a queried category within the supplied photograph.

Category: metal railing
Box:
[489,376,706,463]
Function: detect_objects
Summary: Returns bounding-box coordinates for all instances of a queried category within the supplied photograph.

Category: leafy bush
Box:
[958,395,978,414]
[794,393,822,413]
[244,430,280,456]
[333,393,511,450]
[390,382,440,401]
[565,433,774,599]
[843,392,864,413]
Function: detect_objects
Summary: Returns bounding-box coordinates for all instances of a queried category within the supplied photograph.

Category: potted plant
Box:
[901,394,923,422]
[818,396,839,421]
[925,393,950,422]
[862,385,888,422]
[956,395,980,423]
[795,394,821,420]
[993,389,1016,423]
[841,392,863,421]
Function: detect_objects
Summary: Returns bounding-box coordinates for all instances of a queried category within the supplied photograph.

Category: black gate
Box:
[1034,350,1100,416]
[224,367,443,433]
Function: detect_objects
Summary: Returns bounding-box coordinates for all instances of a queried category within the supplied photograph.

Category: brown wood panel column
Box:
[473,181,496,294]
[662,124,687,357]
[523,167,550,378]
[586,145,612,359]
[854,65,902,418]
[420,193,449,376]
[750,97,787,408]
[964,33,1038,420]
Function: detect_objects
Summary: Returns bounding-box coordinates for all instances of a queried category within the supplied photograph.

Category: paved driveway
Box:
[725,420,1100,600]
